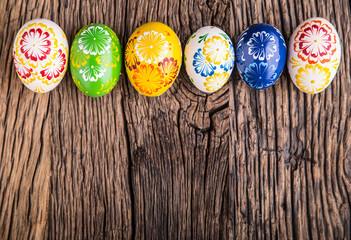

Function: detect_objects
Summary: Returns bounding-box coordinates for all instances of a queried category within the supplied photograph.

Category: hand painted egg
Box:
[13,19,69,93]
[125,22,182,97]
[236,23,287,90]
[70,24,122,97]
[287,18,341,94]
[184,26,235,93]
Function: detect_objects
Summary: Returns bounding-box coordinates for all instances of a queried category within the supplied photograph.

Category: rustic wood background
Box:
[1,0,351,239]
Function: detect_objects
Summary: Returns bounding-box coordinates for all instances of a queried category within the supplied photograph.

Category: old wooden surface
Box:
[0,0,351,239]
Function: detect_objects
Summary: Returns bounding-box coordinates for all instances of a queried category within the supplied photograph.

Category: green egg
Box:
[70,24,122,97]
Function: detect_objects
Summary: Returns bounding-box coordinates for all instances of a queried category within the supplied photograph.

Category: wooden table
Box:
[1,0,351,239]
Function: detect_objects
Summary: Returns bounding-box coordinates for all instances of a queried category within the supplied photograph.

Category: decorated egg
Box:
[70,24,122,97]
[236,23,287,90]
[184,26,235,93]
[13,19,69,93]
[125,22,182,97]
[287,18,341,94]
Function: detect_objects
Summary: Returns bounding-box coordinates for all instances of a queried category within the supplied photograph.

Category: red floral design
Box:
[294,20,337,64]
[158,57,179,86]
[13,51,35,83]
[39,49,66,83]
[19,27,53,62]
[14,53,32,78]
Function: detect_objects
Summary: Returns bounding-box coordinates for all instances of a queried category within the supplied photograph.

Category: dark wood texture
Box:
[0,0,350,239]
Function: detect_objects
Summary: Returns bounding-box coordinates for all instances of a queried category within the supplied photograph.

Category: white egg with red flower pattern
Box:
[287,18,341,94]
[13,19,69,93]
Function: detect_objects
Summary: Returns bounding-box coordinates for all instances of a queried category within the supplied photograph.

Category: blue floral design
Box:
[236,31,247,65]
[220,42,235,71]
[275,27,287,48]
[247,31,277,60]
[193,48,216,77]
[243,62,278,90]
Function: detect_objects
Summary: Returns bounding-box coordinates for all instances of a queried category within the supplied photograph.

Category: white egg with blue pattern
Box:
[184,26,235,93]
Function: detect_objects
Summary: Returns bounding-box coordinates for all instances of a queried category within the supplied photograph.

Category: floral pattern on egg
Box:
[287,18,341,94]
[125,22,182,97]
[13,19,69,93]
[184,26,235,93]
[70,24,122,97]
[236,23,287,90]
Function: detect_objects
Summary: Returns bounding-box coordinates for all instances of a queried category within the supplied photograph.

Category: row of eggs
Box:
[13,18,341,97]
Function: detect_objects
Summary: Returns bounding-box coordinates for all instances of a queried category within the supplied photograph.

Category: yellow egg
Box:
[125,22,182,97]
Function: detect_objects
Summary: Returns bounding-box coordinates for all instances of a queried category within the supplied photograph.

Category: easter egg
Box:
[287,18,341,94]
[70,24,122,97]
[236,23,287,90]
[13,19,69,93]
[184,26,235,93]
[125,22,182,97]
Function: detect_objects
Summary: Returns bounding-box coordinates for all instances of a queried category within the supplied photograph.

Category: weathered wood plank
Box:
[0,0,350,239]
[49,1,132,239]
[0,0,52,239]
[229,0,351,239]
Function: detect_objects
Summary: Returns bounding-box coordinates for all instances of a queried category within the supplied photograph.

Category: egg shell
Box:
[287,18,341,94]
[184,26,235,93]
[236,23,287,90]
[125,22,182,97]
[13,19,69,93]
[70,24,122,97]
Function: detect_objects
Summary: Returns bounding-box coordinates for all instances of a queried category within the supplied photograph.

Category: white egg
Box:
[13,19,69,93]
[184,26,235,93]
[287,17,341,94]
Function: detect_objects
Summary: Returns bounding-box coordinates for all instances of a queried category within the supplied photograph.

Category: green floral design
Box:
[70,24,122,97]
[219,33,230,41]
[198,33,209,43]
[70,40,90,68]
[186,34,196,45]
[78,25,112,55]
[96,41,120,67]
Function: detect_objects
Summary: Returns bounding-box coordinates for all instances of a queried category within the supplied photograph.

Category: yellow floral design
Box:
[13,51,37,84]
[135,30,168,64]
[96,78,118,95]
[72,76,88,94]
[133,64,164,96]
[70,41,90,68]
[125,22,182,97]
[34,86,45,93]
[204,72,229,92]
[203,36,229,65]
[295,64,331,93]
[96,42,120,67]
[330,58,339,70]
[290,57,304,69]
[125,37,140,70]
[60,29,67,40]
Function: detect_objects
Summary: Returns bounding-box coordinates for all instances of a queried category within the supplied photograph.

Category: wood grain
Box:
[230,1,351,239]
[0,0,350,239]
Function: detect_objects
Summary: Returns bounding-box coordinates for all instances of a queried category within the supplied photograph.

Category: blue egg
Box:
[236,23,287,90]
